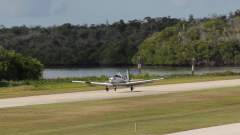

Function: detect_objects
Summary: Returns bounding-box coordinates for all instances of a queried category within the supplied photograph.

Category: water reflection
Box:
[43,66,240,79]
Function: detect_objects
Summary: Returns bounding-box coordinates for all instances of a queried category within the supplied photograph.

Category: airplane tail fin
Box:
[126,69,130,82]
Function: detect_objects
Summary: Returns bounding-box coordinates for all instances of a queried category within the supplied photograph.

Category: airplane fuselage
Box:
[109,74,129,84]
[107,74,133,91]
[109,77,127,84]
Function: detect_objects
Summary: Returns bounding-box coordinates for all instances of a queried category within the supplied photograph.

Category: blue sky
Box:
[0,0,240,27]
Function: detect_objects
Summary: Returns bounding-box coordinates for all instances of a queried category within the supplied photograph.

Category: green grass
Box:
[0,72,240,99]
[0,77,108,99]
[1,86,240,135]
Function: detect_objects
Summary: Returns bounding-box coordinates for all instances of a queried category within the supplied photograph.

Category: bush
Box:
[0,48,43,80]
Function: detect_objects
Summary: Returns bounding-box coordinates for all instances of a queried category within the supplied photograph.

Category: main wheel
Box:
[106,86,109,92]
[114,86,117,92]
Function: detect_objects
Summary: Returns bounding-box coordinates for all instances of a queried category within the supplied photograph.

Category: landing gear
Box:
[106,86,109,92]
[114,86,117,92]
[130,86,134,92]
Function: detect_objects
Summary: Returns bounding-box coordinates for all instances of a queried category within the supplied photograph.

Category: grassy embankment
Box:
[1,86,240,135]
[0,72,240,99]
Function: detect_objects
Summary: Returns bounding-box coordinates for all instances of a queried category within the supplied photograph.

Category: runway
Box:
[0,79,240,109]
[168,123,240,135]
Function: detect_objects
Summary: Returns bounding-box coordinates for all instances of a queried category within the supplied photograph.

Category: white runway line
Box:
[167,123,240,135]
[0,79,240,109]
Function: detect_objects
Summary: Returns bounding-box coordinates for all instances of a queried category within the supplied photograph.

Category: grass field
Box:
[0,73,240,99]
[1,86,240,135]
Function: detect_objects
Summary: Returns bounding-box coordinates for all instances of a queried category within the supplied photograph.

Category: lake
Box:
[43,66,240,79]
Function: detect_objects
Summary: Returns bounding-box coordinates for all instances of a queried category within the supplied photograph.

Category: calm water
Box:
[43,66,240,79]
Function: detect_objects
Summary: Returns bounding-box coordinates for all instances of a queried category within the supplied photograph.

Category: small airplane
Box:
[72,70,163,92]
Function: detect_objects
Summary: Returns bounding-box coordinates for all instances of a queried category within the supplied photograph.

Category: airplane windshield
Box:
[114,75,122,78]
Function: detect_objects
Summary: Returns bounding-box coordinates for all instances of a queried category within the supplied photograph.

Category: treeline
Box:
[2,10,240,67]
[0,17,179,66]
[0,48,43,80]
[134,10,240,66]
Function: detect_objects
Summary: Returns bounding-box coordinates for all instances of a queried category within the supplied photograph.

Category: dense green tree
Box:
[0,17,179,66]
[134,14,240,66]
[0,48,43,80]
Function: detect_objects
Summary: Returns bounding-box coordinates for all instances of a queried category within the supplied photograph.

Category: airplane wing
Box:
[118,78,164,86]
[72,78,164,87]
[72,81,113,86]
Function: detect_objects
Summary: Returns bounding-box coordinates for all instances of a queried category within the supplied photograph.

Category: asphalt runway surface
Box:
[0,79,240,109]
[168,123,240,135]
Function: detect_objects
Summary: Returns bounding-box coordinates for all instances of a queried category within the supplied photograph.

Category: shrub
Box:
[0,48,43,80]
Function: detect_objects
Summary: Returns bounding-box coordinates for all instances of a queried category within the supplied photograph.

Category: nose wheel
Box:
[130,86,134,92]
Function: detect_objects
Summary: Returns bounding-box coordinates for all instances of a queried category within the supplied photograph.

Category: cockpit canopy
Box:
[113,74,123,78]
[112,73,128,80]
